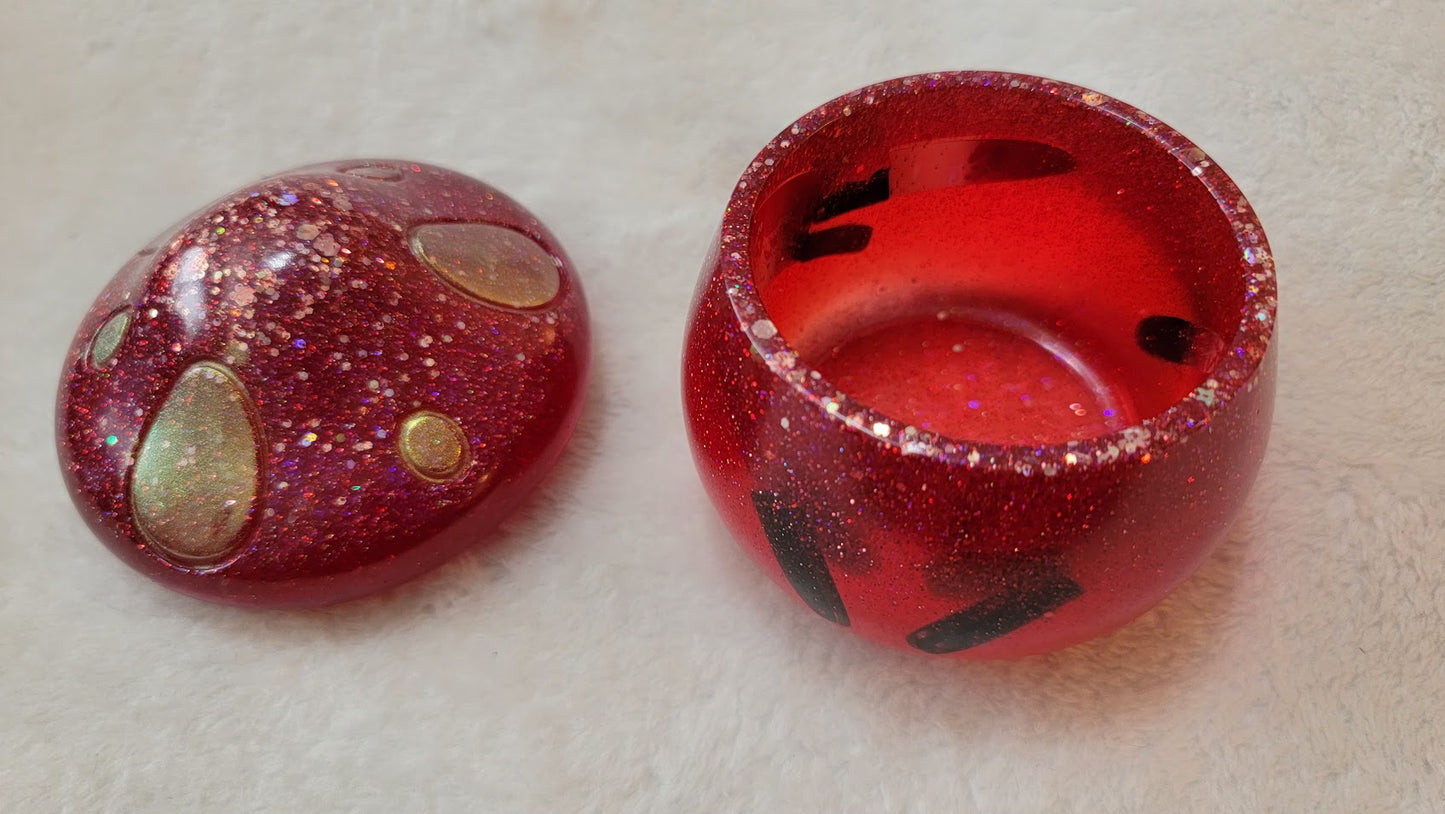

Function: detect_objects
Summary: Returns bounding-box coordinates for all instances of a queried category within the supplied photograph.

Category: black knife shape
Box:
[751,490,850,626]
[906,570,1082,654]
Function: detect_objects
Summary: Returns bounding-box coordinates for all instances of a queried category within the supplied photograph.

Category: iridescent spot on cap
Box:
[397,411,469,482]
[89,308,132,368]
[409,223,560,309]
[131,361,261,564]
[342,165,404,182]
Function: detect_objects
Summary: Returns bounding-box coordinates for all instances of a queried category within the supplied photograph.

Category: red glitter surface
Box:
[57,160,589,607]
[683,72,1277,657]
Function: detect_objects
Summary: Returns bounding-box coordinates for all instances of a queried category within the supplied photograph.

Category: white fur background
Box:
[2,1,1442,811]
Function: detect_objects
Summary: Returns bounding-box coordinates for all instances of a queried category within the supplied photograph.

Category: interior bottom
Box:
[816,306,1136,444]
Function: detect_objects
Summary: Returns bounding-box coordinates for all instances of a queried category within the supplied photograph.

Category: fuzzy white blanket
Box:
[2,1,1441,811]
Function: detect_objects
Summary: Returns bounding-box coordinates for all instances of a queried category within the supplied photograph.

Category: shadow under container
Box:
[683,72,1277,658]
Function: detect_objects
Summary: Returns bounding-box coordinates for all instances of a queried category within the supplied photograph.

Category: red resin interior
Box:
[754,93,1243,445]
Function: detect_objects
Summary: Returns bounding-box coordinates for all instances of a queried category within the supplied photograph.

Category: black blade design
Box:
[906,572,1082,654]
[751,490,850,626]
[1136,315,1198,364]
[813,168,891,222]
[888,138,1075,196]
[954,139,1075,184]
[792,224,873,261]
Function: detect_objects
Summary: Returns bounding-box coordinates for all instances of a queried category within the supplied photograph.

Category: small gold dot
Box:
[410,223,561,309]
[90,308,132,368]
[397,411,469,482]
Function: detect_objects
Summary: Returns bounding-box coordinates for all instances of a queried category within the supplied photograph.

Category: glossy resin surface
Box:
[684,72,1276,657]
[58,160,590,606]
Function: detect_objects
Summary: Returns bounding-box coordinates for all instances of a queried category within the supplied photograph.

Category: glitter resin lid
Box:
[683,72,1277,657]
[57,160,590,607]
